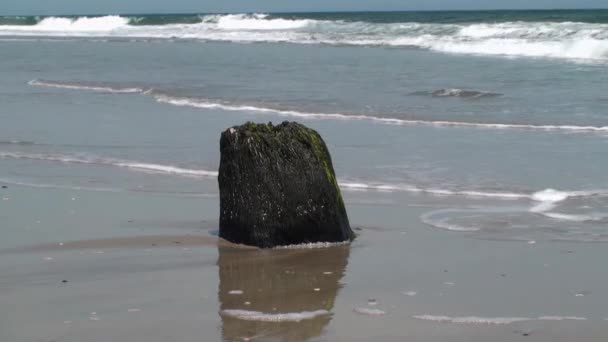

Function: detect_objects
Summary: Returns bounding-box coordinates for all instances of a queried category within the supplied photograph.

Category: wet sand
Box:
[1,185,608,341]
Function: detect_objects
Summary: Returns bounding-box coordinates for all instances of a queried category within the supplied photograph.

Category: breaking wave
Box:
[2,14,608,62]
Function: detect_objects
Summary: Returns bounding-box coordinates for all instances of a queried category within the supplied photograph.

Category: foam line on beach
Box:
[414,315,587,325]
[3,151,608,203]
[29,79,146,93]
[0,151,218,178]
[339,182,530,199]
[155,95,608,133]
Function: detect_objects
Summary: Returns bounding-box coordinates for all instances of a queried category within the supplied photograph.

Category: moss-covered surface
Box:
[218,121,354,248]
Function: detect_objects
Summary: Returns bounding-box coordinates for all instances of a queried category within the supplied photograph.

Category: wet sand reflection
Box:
[217,244,351,341]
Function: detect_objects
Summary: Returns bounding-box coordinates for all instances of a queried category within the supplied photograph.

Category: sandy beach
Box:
[2,183,608,341]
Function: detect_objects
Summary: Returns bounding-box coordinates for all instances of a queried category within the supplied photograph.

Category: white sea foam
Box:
[537,316,587,321]
[0,151,218,178]
[220,309,329,322]
[340,181,530,200]
[29,79,145,93]
[3,150,607,210]
[531,189,571,203]
[3,16,608,62]
[541,212,608,222]
[155,95,608,133]
[114,162,218,177]
[414,315,530,325]
[213,14,312,30]
[530,188,608,213]
[414,315,587,325]
[420,211,481,232]
[8,16,129,33]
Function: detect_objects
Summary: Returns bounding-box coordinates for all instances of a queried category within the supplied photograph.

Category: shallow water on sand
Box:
[1,26,608,341]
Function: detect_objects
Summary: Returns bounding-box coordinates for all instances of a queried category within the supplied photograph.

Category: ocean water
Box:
[1,10,608,341]
[2,10,607,243]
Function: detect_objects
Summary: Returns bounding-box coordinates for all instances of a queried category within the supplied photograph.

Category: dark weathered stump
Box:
[218,121,354,248]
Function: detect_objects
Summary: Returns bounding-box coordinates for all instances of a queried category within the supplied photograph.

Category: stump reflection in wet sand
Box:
[217,244,350,341]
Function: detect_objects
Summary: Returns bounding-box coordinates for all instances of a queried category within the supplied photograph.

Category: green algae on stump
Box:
[218,121,354,248]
